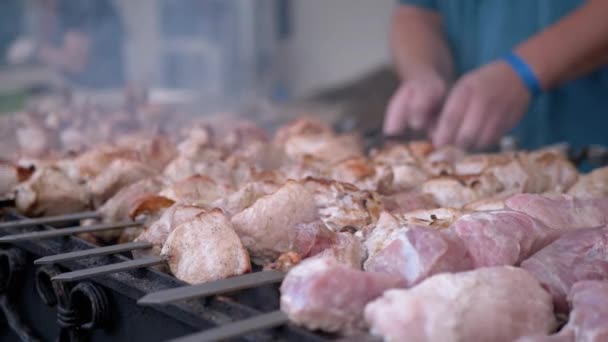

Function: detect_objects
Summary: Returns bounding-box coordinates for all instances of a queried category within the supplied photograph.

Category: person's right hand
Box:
[383,70,448,136]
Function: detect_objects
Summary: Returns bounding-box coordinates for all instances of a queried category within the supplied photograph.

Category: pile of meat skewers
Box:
[3,108,608,341]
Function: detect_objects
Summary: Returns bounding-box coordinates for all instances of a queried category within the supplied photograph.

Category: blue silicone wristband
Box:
[503,52,542,97]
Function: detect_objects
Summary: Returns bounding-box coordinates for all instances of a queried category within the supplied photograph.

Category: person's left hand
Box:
[432,60,533,149]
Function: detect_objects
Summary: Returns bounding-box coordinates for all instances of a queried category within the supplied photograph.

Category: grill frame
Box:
[0,211,331,342]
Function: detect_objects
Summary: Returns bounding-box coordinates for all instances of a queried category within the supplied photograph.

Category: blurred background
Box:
[0,0,400,131]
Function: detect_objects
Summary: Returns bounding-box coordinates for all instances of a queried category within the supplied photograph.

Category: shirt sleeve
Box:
[397,0,437,10]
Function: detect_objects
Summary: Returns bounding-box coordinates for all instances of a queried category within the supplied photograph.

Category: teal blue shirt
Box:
[399,0,608,149]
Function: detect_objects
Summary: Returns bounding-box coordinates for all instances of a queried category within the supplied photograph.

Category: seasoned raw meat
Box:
[463,196,507,211]
[365,267,556,342]
[280,256,404,335]
[158,174,233,206]
[209,181,279,217]
[567,166,608,198]
[89,159,155,207]
[96,178,164,242]
[518,280,608,342]
[330,157,393,192]
[302,178,383,232]
[506,194,608,230]
[161,209,250,284]
[230,181,320,264]
[0,162,33,196]
[521,227,608,313]
[452,210,558,267]
[364,227,472,287]
[134,204,205,257]
[526,151,578,193]
[380,191,438,215]
[14,166,90,216]
[370,144,431,191]
[283,133,363,164]
[266,231,365,272]
[421,174,504,209]
[453,153,513,175]
[273,117,334,145]
[311,232,365,269]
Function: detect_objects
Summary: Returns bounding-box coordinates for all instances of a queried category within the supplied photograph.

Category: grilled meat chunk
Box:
[0,161,34,196]
[14,166,90,216]
[158,174,233,206]
[134,204,205,257]
[231,181,320,264]
[161,209,251,284]
[89,159,156,207]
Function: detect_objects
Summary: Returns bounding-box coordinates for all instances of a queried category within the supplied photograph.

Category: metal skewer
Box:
[138,270,285,306]
[34,241,153,265]
[0,211,101,230]
[0,220,143,243]
[51,256,164,282]
[168,310,289,342]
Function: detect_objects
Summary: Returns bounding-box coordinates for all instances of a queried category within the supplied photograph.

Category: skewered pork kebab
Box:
[6,110,608,341]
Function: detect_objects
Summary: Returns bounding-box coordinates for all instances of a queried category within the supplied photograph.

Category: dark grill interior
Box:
[0,212,331,342]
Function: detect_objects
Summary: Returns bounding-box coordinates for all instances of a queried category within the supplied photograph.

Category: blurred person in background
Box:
[384,0,608,151]
[5,0,125,88]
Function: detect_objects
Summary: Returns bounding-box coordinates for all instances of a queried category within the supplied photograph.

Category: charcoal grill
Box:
[0,210,335,342]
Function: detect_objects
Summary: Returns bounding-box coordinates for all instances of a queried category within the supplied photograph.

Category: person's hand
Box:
[383,69,448,136]
[432,61,532,149]
[6,37,37,65]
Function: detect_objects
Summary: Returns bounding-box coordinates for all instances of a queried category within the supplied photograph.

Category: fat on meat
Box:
[161,209,250,284]
[517,280,608,342]
[521,226,608,313]
[14,166,90,216]
[452,210,558,267]
[506,194,608,230]
[280,256,404,335]
[365,266,556,342]
[89,158,156,207]
[364,226,473,287]
[230,181,320,264]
